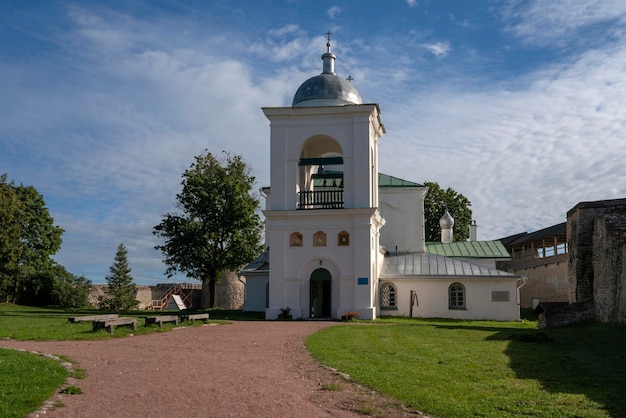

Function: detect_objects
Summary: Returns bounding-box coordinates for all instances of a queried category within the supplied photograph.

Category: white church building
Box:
[240,36,525,321]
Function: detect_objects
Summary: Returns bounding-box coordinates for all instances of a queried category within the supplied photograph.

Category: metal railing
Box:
[298,189,344,209]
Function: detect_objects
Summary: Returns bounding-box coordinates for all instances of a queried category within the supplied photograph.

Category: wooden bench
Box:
[180,313,209,323]
[68,314,119,323]
[92,317,137,333]
[145,315,179,328]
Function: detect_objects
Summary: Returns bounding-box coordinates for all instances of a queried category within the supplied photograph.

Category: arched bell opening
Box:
[297,136,344,209]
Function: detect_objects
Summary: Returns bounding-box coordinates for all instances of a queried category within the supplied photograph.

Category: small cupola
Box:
[440,210,454,244]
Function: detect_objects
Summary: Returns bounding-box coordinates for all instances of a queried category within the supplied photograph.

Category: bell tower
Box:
[262,35,385,320]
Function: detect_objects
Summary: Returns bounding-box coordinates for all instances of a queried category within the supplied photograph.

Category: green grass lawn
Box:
[306,318,626,418]
[0,348,68,418]
[0,303,252,341]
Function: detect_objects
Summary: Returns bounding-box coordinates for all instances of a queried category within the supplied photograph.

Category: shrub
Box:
[278,307,292,320]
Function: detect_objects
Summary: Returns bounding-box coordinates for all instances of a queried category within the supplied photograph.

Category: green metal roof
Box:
[426,240,511,259]
[378,173,423,187]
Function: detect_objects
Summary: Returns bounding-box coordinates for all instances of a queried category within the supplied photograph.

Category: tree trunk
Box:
[209,278,217,308]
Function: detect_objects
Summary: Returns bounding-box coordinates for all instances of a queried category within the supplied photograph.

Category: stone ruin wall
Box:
[538,299,595,328]
[567,198,626,323]
[88,285,154,309]
[592,214,626,323]
[567,204,599,303]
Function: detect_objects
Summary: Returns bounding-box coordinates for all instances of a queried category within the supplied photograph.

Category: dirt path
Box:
[0,321,420,417]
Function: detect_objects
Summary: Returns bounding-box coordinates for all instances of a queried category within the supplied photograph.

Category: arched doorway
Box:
[310,268,331,318]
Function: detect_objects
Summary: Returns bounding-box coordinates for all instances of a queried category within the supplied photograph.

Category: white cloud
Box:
[381,38,626,239]
[422,41,451,58]
[406,0,418,7]
[268,24,301,37]
[501,0,626,45]
[327,6,341,18]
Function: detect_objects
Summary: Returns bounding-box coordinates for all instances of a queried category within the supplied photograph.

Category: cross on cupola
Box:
[322,30,336,74]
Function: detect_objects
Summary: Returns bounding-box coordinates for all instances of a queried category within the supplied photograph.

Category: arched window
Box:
[449,282,466,310]
[380,282,397,310]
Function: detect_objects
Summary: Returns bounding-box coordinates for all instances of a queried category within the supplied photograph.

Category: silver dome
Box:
[292,74,362,107]
[292,34,363,108]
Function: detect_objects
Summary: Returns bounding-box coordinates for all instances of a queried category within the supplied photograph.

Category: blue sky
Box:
[2,0,626,285]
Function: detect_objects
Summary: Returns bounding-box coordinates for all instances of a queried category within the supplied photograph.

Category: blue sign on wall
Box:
[357,277,368,285]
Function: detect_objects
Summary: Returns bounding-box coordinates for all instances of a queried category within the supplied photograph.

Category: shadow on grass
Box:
[436,322,626,417]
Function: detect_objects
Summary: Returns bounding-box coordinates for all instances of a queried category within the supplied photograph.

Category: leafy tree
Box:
[423,181,472,242]
[0,174,64,302]
[51,271,92,308]
[154,151,263,308]
[98,243,138,311]
[13,183,63,269]
[16,263,92,308]
[0,174,24,301]
[15,269,55,307]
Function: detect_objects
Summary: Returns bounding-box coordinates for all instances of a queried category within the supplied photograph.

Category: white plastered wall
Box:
[379,278,521,321]
[379,186,428,253]
[264,208,382,319]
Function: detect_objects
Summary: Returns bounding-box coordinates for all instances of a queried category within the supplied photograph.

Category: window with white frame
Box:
[448,282,466,310]
[380,282,397,310]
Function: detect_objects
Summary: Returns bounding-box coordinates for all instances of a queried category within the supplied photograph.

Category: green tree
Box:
[0,174,24,301]
[99,243,138,311]
[423,181,472,242]
[154,151,263,308]
[51,270,92,308]
[16,263,92,308]
[0,174,64,302]
[13,183,63,269]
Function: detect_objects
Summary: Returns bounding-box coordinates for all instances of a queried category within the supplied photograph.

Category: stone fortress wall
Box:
[89,270,244,310]
[516,263,569,309]
[567,198,626,323]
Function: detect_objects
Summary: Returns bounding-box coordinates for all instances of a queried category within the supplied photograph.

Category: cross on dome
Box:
[326,30,332,53]
[291,33,363,107]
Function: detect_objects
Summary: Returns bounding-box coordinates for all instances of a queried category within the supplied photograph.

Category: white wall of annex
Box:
[379,187,427,253]
[380,278,520,321]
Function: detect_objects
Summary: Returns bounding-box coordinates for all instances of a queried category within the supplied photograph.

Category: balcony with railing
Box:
[298,156,344,210]
[298,188,344,209]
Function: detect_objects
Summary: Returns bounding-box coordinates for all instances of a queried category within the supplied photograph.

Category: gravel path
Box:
[0,321,420,417]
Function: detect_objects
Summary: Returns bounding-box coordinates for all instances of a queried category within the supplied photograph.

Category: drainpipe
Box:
[516,276,528,309]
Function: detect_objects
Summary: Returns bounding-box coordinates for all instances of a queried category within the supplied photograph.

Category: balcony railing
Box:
[298,189,344,209]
